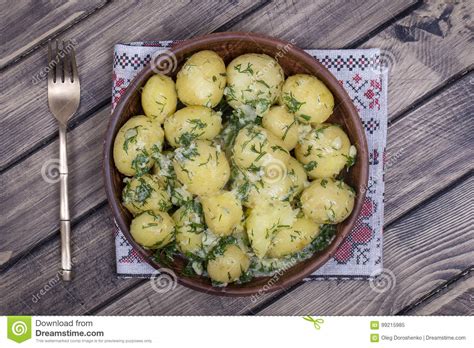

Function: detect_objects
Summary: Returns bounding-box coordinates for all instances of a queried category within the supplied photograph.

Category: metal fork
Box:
[47,40,80,281]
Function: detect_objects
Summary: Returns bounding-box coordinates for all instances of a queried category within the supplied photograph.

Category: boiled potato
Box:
[173,202,205,254]
[130,210,175,248]
[301,178,355,224]
[122,174,171,216]
[268,217,320,258]
[207,243,250,283]
[280,74,334,124]
[262,106,298,150]
[295,123,355,179]
[245,200,296,258]
[141,74,177,123]
[164,106,222,147]
[286,156,308,197]
[176,50,226,107]
[225,53,284,116]
[232,124,290,171]
[113,115,164,176]
[173,140,230,196]
[201,191,243,236]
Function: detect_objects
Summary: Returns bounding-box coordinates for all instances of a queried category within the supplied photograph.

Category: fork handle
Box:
[59,125,72,281]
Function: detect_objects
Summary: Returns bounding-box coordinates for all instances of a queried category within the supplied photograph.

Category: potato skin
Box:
[301,178,355,224]
[173,140,230,196]
[262,106,298,151]
[201,191,243,236]
[176,50,226,107]
[286,156,308,197]
[279,74,334,124]
[173,205,204,254]
[225,53,284,116]
[232,124,290,171]
[164,106,222,147]
[141,74,177,123]
[122,174,171,216]
[245,200,296,258]
[113,115,164,176]
[268,217,320,258]
[295,123,352,179]
[130,210,175,248]
[207,244,250,283]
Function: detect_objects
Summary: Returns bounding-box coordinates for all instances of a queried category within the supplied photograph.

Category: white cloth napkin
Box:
[111,41,387,280]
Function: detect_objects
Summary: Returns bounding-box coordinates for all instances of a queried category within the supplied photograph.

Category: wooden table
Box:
[1,0,472,316]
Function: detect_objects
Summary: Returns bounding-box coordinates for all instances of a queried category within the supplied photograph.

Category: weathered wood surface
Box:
[361,0,474,117]
[0,0,472,316]
[0,0,417,171]
[0,0,266,171]
[0,0,108,68]
[407,271,473,315]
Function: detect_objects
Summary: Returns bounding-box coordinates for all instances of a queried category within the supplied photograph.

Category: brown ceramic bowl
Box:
[103,32,368,296]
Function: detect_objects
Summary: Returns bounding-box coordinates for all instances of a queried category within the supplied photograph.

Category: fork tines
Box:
[48,40,79,84]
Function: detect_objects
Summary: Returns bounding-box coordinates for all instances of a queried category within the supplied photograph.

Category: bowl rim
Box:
[103,31,369,296]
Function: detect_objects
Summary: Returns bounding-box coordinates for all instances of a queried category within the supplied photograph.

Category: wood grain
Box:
[254,175,474,315]
[361,0,474,117]
[0,0,265,170]
[407,271,473,315]
[0,0,107,69]
[0,204,142,315]
[384,72,473,225]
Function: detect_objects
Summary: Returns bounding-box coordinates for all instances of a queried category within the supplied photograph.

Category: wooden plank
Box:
[255,176,474,315]
[0,0,108,69]
[384,72,473,225]
[227,0,474,117]
[223,0,418,49]
[0,108,107,258]
[0,0,265,170]
[407,272,473,315]
[360,0,474,117]
[0,205,142,315]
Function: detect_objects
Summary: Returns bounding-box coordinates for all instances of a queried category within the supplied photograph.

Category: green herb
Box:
[310,224,336,252]
[256,79,270,88]
[282,119,296,141]
[123,126,141,153]
[298,114,311,122]
[304,161,318,172]
[283,92,305,113]
[131,149,151,176]
[207,236,237,261]
[234,62,254,75]
[153,241,178,266]
[320,178,328,188]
